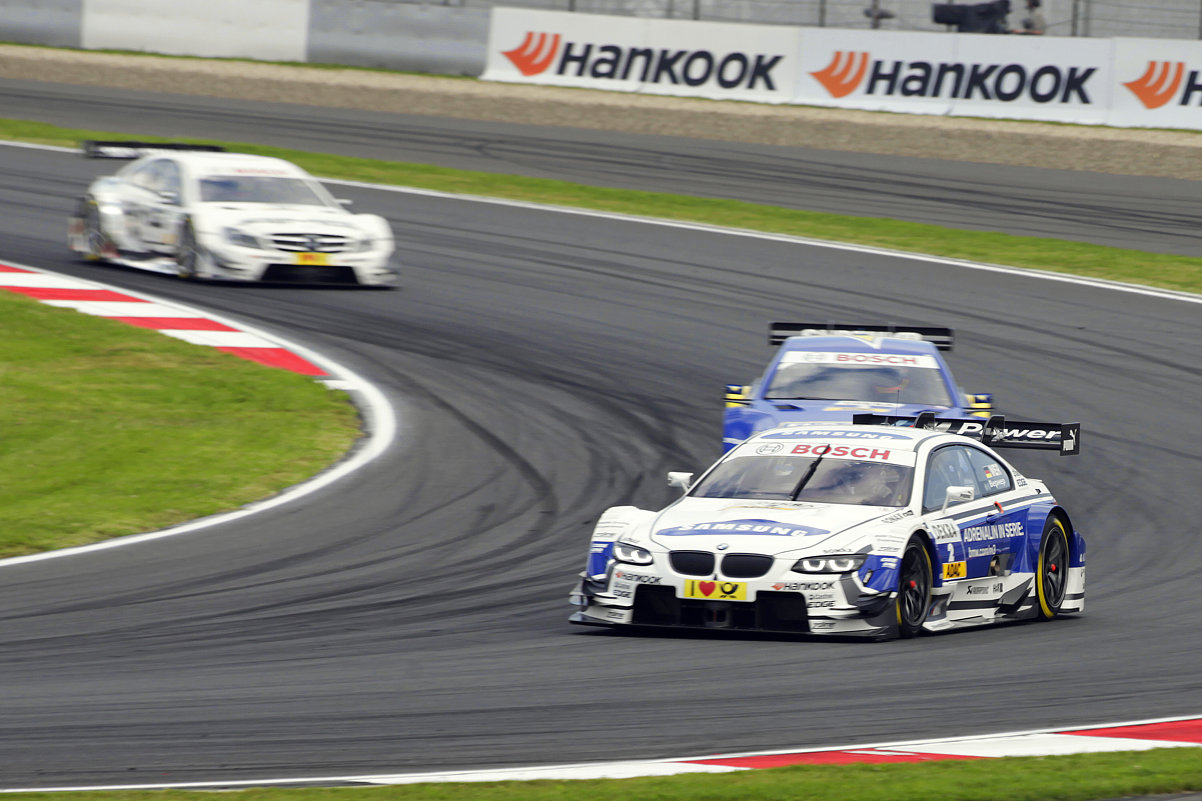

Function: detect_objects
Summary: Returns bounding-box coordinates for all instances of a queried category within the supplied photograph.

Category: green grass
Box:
[1,747,1201,800]
[0,290,360,557]
[6,117,1202,294]
[1,116,1199,799]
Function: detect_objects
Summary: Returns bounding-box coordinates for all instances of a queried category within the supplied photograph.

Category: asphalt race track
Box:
[6,77,1202,257]
[1,84,1201,787]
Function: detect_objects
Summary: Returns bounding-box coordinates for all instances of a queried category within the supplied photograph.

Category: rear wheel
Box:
[1035,517,1070,619]
[896,536,933,638]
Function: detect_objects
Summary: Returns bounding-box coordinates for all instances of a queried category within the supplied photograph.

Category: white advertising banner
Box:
[795,29,1113,125]
[82,0,309,62]
[485,9,1202,131]
[1109,38,1202,129]
[795,29,958,116]
[483,8,801,104]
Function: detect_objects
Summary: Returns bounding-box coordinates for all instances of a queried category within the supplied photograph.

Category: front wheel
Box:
[895,536,933,638]
[78,199,109,262]
[177,220,204,279]
[1035,516,1070,619]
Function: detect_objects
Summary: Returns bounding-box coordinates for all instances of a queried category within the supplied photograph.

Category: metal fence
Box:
[399,0,1202,38]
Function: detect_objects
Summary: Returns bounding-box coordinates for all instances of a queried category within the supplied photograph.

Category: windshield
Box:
[764,359,953,406]
[691,453,914,507]
[199,175,329,206]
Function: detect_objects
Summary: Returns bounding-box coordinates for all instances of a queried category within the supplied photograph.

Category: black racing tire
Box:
[177,220,200,279]
[896,536,933,638]
[1035,516,1070,620]
[79,199,107,262]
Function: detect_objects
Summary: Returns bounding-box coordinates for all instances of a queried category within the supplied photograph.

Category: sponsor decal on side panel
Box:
[810,50,1097,105]
[772,580,835,592]
[614,571,663,585]
[500,30,785,91]
[943,561,967,579]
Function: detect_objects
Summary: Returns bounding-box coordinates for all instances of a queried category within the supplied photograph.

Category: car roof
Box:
[144,152,311,179]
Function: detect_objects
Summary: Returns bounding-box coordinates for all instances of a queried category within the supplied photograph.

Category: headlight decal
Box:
[791,554,867,574]
[587,540,614,579]
[613,541,653,565]
[223,227,262,249]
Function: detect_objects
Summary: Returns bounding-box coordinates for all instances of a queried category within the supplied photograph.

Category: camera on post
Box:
[932,0,1011,33]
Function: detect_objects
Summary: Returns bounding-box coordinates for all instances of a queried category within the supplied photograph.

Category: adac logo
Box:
[1124,60,1185,109]
[810,51,869,98]
[503,31,562,76]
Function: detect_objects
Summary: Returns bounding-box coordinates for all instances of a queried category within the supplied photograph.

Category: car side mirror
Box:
[966,392,994,417]
[158,190,180,205]
[336,198,354,208]
[667,472,694,493]
[724,384,751,407]
[942,485,975,512]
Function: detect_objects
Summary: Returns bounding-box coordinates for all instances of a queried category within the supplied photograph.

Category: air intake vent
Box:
[670,551,714,576]
[721,554,773,578]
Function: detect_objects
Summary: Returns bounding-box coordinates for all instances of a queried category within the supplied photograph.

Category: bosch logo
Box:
[501,30,784,91]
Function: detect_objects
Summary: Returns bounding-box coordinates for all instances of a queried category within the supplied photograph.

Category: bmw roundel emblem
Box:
[716,543,729,550]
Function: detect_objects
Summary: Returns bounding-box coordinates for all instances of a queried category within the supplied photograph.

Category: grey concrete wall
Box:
[0,0,83,48]
[308,0,490,76]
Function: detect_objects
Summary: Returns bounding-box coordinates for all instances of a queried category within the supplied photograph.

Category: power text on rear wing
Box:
[853,412,1081,456]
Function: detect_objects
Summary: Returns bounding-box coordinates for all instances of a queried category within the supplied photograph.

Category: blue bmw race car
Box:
[723,323,993,451]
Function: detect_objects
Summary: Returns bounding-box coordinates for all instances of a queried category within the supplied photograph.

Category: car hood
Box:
[200,205,363,232]
[647,499,890,555]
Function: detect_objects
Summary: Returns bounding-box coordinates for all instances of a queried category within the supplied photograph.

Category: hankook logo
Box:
[500,30,784,90]
[810,51,869,98]
[503,31,562,76]
[1124,60,1185,109]
[809,51,1095,104]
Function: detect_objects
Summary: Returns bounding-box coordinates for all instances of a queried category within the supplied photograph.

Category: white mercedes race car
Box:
[68,141,397,287]
[570,414,1085,640]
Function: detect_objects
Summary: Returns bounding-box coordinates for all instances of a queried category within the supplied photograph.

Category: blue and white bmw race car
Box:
[569,414,1084,640]
[723,323,993,451]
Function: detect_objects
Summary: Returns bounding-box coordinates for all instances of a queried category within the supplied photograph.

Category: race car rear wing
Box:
[81,140,227,159]
[770,323,954,351]
[852,412,1081,456]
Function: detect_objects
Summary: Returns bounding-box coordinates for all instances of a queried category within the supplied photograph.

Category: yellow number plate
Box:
[294,252,329,266]
[943,561,967,580]
[683,580,747,601]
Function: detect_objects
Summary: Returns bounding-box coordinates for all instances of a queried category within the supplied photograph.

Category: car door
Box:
[121,158,182,252]
[140,159,184,252]
[919,444,1022,585]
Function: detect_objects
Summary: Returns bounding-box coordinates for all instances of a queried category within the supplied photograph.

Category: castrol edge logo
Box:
[500,29,786,91]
